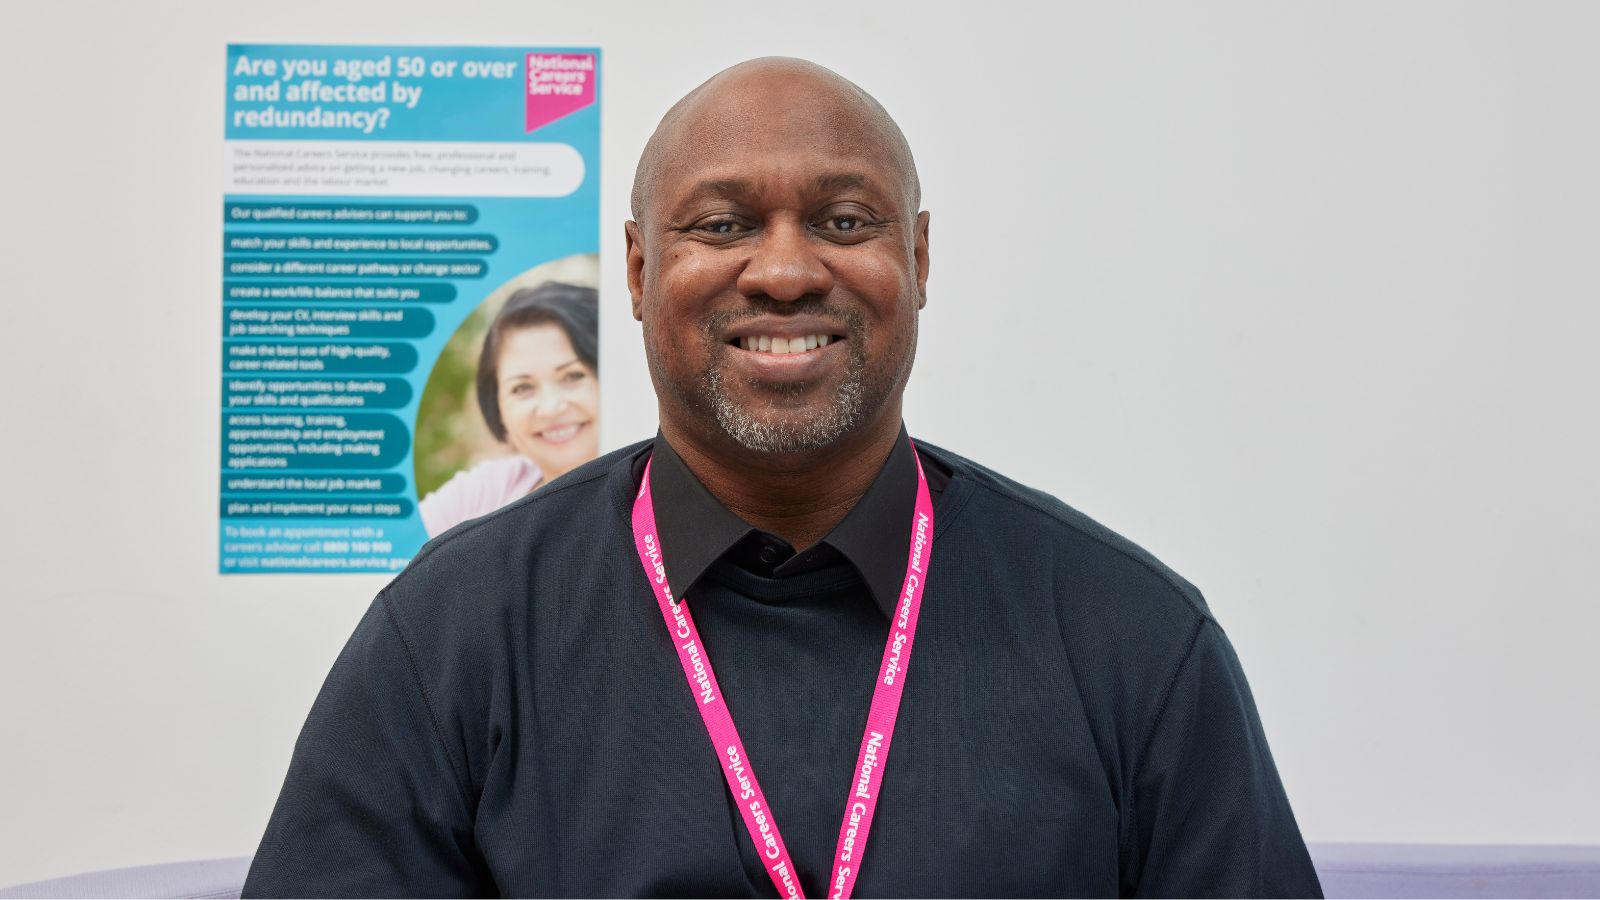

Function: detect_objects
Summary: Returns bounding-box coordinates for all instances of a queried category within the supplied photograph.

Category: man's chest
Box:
[474,580,1123,897]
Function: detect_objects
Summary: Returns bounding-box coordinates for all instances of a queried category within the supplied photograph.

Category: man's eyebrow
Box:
[814,172,871,193]
[671,173,882,211]
[678,178,757,206]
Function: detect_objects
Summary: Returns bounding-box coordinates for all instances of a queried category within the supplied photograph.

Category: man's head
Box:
[627,58,930,460]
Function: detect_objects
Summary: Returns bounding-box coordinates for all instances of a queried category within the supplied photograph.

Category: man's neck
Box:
[658,412,904,550]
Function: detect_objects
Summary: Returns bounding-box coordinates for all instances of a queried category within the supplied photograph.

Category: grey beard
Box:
[701,349,867,454]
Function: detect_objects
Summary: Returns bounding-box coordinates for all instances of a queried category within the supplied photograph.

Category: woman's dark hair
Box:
[476,281,599,442]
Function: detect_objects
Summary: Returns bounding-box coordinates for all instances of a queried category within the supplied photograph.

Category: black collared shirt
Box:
[244,432,1322,898]
[647,424,943,621]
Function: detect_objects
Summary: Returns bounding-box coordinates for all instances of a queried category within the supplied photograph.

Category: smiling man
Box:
[244,59,1322,898]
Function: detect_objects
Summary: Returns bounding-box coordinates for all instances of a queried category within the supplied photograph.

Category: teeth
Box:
[737,334,836,354]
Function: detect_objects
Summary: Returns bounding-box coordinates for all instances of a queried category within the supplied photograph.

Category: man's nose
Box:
[736,219,833,301]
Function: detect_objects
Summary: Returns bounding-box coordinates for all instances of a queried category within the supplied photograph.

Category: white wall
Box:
[2,0,1595,887]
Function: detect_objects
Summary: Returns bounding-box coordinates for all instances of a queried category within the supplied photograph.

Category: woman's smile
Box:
[534,420,589,445]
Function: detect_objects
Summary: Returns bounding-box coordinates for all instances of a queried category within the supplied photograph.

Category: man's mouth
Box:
[729,333,839,355]
[537,422,588,445]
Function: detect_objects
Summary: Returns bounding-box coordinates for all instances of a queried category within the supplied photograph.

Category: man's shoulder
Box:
[915,438,1213,625]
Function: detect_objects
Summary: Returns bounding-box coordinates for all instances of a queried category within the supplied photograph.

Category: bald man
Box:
[244,59,1322,898]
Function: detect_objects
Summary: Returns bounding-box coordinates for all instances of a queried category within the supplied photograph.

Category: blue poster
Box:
[221,44,601,573]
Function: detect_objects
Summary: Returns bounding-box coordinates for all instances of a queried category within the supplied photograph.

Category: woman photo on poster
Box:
[418,279,599,537]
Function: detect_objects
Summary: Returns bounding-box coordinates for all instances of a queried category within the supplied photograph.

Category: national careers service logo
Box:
[525,53,595,132]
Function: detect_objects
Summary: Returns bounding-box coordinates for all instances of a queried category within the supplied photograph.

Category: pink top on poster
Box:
[419,455,542,537]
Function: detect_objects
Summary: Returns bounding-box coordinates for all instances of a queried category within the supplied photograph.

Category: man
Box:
[244,58,1321,898]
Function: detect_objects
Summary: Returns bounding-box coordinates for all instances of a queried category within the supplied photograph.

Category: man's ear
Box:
[914,210,931,310]
[625,220,646,321]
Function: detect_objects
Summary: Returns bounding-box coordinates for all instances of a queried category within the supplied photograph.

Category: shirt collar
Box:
[647,425,929,620]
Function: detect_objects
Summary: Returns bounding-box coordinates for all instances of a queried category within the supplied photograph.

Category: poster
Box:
[220,44,600,573]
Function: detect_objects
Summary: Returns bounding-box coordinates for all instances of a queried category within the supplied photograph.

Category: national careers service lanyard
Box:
[631,438,935,900]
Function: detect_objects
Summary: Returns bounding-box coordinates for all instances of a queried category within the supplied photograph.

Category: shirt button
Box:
[758,545,778,564]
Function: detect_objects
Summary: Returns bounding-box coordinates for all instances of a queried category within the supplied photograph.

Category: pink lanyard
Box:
[631,439,935,900]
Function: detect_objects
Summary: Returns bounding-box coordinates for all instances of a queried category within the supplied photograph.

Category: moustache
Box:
[700,298,864,339]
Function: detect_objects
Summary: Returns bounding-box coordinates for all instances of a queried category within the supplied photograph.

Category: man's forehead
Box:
[632,59,919,220]
[675,65,881,132]
[666,77,893,164]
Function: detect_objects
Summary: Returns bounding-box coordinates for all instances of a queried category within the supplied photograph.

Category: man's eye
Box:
[818,215,872,235]
[699,219,748,235]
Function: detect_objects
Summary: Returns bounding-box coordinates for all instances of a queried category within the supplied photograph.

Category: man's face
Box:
[627,73,930,456]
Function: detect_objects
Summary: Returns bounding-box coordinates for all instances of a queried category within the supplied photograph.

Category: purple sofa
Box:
[2,844,1598,898]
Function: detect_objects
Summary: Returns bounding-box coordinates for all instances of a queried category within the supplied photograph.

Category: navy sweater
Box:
[243,438,1321,898]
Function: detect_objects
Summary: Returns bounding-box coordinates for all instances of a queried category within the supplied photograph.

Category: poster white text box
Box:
[224,140,584,197]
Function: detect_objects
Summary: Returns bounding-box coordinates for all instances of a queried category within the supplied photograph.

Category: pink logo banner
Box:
[525,52,596,133]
